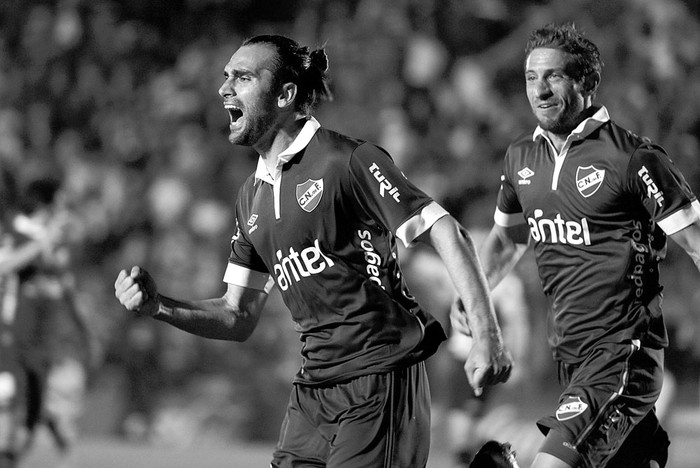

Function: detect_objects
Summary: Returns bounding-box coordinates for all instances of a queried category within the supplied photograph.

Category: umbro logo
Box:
[247,214,259,234]
[518,167,534,185]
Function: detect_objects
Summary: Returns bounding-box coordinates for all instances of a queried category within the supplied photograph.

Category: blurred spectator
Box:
[11,176,94,463]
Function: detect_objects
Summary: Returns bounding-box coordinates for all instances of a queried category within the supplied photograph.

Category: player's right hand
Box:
[114,266,159,316]
[465,342,513,397]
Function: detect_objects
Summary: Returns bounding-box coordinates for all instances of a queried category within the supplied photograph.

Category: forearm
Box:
[425,216,514,392]
[154,294,262,341]
[669,222,700,274]
[429,218,502,342]
[482,243,524,291]
[480,224,529,291]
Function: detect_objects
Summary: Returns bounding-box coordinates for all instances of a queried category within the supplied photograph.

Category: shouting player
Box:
[114,35,512,467]
[463,23,700,468]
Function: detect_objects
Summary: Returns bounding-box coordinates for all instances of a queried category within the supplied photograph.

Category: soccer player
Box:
[465,22,700,468]
[114,34,513,467]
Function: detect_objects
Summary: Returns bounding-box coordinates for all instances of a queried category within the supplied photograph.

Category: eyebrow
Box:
[224,67,253,78]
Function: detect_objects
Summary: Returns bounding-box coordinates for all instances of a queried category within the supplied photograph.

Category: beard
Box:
[534,99,587,137]
[227,92,279,147]
[538,115,579,135]
[228,112,277,147]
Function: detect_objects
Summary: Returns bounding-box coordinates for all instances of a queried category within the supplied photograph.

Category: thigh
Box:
[537,343,665,467]
[328,362,431,468]
[271,385,329,468]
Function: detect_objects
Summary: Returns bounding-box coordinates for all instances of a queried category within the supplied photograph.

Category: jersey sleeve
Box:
[494,153,526,227]
[627,144,699,235]
[348,142,443,246]
[223,201,273,292]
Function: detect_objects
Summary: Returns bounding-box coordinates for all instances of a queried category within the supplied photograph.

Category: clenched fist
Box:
[114,266,159,316]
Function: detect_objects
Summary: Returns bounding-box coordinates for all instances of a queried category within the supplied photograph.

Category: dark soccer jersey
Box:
[495,107,699,363]
[225,118,447,385]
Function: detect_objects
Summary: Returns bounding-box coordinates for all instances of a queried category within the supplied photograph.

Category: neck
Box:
[255,114,307,165]
[546,132,567,153]
[545,105,597,153]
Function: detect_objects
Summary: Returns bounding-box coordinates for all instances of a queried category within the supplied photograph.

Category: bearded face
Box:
[525,48,588,137]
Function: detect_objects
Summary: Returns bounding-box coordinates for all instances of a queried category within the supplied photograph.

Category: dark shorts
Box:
[537,341,669,467]
[271,362,431,468]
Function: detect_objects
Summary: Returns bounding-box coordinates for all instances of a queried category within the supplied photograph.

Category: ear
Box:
[278,82,297,110]
[582,71,600,97]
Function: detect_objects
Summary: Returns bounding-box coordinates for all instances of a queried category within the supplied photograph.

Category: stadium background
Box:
[1,0,700,466]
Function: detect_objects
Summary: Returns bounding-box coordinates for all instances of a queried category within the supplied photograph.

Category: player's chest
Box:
[244,171,348,245]
[512,149,624,217]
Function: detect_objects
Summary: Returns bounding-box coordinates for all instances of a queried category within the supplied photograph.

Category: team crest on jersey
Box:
[296,179,324,213]
[576,165,605,198]
[556,396,588,421]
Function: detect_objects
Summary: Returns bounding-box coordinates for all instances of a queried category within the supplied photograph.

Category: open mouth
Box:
[225,104,243,125]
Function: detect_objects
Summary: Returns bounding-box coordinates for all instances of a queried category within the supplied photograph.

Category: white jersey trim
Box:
[533,106,611,191]
[396,201,449,248]
[658,200,700,235]
[223,263,274,293]
[494,207,526,227]
[253,117,322,220]
[254,117,321,185]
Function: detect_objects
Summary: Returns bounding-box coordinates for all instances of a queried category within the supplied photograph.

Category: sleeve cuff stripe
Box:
[494,208,525,227]
[396,202,449,248]
[223,263,273,293]
[658,200,700,235]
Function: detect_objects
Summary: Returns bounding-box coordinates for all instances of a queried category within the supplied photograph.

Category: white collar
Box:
[532,106,610,142]
[254,117,321,183]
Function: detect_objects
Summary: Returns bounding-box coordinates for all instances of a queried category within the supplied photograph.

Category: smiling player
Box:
[467,23,700,468]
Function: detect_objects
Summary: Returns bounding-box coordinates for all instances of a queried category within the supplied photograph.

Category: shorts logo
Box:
[556,396,588,421]
[296,179,324,213]
[576,165,605,198]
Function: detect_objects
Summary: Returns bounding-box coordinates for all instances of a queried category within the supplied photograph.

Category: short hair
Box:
[525,23,602,82]
[243,35,333,115]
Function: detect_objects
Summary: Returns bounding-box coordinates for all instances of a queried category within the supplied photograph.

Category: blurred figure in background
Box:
[0,165,23,468]
[1,175,93,467]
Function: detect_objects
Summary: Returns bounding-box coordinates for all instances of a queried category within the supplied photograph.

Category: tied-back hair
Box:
[525,22,602,83]
[243,35,333,115]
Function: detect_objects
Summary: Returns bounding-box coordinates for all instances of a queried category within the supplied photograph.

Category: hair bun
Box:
[309,49,329,72]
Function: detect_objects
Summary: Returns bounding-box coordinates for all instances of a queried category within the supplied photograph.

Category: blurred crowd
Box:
[1,0,700,446]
